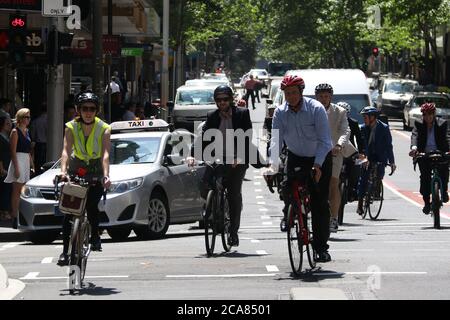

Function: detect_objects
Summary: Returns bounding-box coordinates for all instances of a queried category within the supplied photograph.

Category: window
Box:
[110,137,160,164]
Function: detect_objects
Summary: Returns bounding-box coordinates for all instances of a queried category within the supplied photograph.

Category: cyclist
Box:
[315,84,350,233]
[265,75,333,263]
[357,106,396,215]
[409,102,449,214]
[56,91,111,266]
[191,85,252,247]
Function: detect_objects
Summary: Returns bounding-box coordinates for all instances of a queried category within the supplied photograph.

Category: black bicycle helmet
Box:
[214,85,234,100]
[315,83,334,94]
[75,90,99,108]
[360,106,379,116]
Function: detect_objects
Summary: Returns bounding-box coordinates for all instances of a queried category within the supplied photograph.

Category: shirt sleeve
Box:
[337,110,350,147]
[314,105,333,166]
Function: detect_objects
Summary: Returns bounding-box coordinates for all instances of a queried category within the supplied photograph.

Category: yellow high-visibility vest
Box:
[66,117,110,163]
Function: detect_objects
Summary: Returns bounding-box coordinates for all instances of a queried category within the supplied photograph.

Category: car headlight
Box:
[21,186,41,198]
[108,177,144,194]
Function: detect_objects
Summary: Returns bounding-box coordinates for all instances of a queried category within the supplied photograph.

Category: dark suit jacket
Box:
[348,117,364,154]
[201,106,254,166]
[360,120,395,165]
[411,118,449,153]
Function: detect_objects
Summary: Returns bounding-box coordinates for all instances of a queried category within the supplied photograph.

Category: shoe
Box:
[443,192,449,203]
[315,251,332,263]
[57,253,69,266]
[90,237,102,252]
[227,234,239,247]
[357,199,364,215]
[330,218,338,233]
[280,218,288,232]
[422,203,431,215]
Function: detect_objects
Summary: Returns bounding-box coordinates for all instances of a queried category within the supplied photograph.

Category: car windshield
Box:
[252,70,267,77]
[176,89,216,105]
[185,80,226,87]
[385,82,415,94]
[110,137,160,164]
[414,97,450,109]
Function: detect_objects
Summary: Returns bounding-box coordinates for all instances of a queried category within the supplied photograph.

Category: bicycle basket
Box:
[58,182,88,216]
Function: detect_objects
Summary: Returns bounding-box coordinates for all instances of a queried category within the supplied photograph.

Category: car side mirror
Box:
[266,99,273,105]
[40,161,56,172]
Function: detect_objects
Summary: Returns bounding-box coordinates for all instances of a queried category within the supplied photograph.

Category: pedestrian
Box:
[0,98,12,120]
[30,102,47,174]
[244,75,258,110]
[135,104,145,120]
[4,108,35,228]
[0,116,12,221]
[254,76,262,103]
[122,101,137,121]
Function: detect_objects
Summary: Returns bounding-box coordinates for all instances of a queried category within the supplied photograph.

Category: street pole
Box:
[161,0,169,121]
[92,0,104,115]
[47,18,65,162]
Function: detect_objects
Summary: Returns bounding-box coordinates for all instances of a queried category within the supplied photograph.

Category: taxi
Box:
[18,119,206,244]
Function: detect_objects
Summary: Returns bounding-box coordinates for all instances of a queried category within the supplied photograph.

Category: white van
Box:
[277,69,372,123]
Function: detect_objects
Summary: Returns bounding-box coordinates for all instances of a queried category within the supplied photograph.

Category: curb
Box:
[290,287,348,300]
[0,264,26,300]
[0,227,28,243]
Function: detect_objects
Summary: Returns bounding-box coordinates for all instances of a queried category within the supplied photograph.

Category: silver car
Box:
[19,119,205,244]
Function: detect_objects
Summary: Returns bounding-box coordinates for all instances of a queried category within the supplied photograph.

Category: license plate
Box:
[54,205,63,217]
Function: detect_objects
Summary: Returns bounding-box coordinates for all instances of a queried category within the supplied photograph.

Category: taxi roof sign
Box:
[111,119,170,133]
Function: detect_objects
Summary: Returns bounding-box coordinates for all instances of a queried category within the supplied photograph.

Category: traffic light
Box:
[8,13,27,68]
[47,29,74,65]
[372,47,379,57]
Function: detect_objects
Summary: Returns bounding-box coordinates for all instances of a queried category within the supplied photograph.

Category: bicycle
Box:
[201,161,232,257]
[360,161,394,220]
[414,151,450,229]
[54,175,105,294]
[338,153,360,225]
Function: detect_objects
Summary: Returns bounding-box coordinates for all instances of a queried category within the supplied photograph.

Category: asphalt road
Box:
[2,96,450,300]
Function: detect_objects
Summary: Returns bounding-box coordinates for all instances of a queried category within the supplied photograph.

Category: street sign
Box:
[121,48,144,57]
[42,0,71,16]
[0,29,45,54]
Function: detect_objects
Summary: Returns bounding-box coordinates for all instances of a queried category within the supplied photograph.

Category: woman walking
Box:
[4,108,35,228]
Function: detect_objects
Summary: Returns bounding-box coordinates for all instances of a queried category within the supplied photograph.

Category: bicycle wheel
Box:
[204,190,216,256]
[362,194,369,219]
[337,180,347,225]
[287,204,303,275]
[68,217,80,294]
[79,219,91,283]
[432,181,441,229]
[221,193,232,252]
[368,180,384,220]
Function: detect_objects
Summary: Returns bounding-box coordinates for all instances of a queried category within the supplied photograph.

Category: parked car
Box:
[19,119,206,244]
[376,78,418,119]
[185,78,230,88]
[403,92,450,130]
[172,85,220,131]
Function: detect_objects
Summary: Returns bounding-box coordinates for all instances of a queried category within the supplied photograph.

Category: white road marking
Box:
[384,241,448,243]
[166,274,278,278]
[41,257,53,264]
[2,243,19,249]
[260,216,271,220]
[256,250,268,255]
[259,208,268,212]
[20,272,129,280]
[313,271,427,276]
[255,189,262,192]
[262,222,273,225]
[257,201,266,205]
[266,265,279,272]
[251,239,261,243]
[54,245,63,250]
[254,182,262,186]
[256,196,264,199]
[254,176,263,180]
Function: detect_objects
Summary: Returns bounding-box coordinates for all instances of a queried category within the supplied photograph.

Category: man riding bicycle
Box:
[265,75,334,263]
[190,85,253,247]
[315,84,350,233]
[56,91,111,266]
[409,102,449,214]
[357,106,396,215]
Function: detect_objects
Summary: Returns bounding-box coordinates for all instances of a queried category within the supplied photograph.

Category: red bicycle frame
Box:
[290,179,311,245]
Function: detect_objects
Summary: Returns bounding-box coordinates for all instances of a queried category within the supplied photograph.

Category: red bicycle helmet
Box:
[237,99,247,107]
[420,102,436,114]
[280,75,305,90]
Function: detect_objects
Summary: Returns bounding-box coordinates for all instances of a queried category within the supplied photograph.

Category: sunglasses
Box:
[23,116,31,119]
[81,106,97,113]
[215,97,229,102]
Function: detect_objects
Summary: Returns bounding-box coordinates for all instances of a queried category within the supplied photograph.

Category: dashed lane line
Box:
[20,272,129,280]
[41,257,53,264]
[166,274,279,279]
[266,265,280,272]
[256,250,268,255]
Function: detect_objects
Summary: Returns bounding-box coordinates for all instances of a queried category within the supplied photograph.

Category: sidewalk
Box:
[0,221,27,242]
